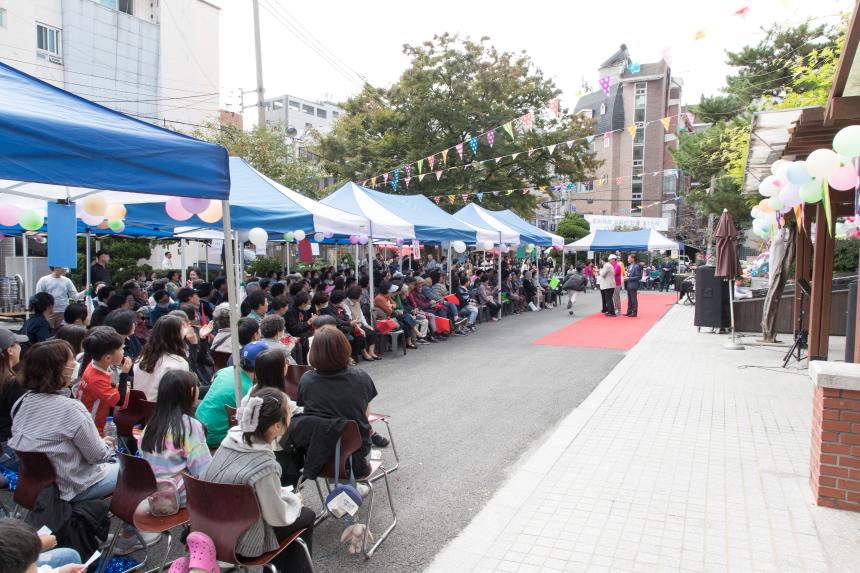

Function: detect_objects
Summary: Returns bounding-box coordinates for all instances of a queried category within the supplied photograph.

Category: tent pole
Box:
[367,224,374,326]
[286,242,291,275]
[447,242,452,289]
[22,234,30,320]
[220,201,244,408]
[85,232,92,291]
[205,243,209,282]
[498,232,502,314]
[234,231,243,300]
[354,243,359,278]
[180,238,187,285]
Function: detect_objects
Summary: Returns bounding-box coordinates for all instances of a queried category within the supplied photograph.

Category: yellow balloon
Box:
[104,203,127,220]
[83,195,107,217]
[198,200,223,223]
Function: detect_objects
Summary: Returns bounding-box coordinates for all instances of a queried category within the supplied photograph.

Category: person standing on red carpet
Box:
[598,257,617,317]
[625,256,641,317]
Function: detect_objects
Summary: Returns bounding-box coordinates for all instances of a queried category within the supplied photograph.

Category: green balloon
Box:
[284,232,294,242]
[798,179,823,203]
[18,209,43,231]
[767,196,783,212]
[833,125,860,158]
[108,219,124,231]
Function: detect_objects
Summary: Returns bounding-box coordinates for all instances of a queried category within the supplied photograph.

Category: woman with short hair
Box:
[22,292,54,346]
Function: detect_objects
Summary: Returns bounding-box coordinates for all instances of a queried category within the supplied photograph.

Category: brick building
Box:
[537,45,689,233]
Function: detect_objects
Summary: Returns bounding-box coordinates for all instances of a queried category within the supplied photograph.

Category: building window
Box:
[603,136,610,149]
[332,111,340,119]
[272,100,284,110]
[634,82,647,109]
[634,122,644,144]
[36,23,61,56]
[634,107,645,123]
[288,100,300,112]
[663,173,677,195]
[316,108,327,119]
[0,8,6,28]
[302,104,315,115]
[118,0,133,14]
[599,103,606,115]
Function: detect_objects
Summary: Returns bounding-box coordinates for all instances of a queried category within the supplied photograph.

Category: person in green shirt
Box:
[195,340,269,448]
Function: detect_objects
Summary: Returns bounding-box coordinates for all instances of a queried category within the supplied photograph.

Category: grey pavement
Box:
[121,289,622,572]
[424,303,860,573]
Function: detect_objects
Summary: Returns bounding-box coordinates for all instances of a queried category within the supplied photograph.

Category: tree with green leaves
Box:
[316,34,599,216]
[193,123,326,198]
[555,213,590,243]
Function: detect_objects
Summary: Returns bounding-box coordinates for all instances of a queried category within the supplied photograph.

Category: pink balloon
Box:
[180,197,211,214]
[348,235,358,244]
[165,197,193,221]
[828,165,857,191]
[773,178,784,189]
[0,205,20,227]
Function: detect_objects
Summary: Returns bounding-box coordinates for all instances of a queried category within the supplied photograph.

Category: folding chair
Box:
[285,364,313,401]
[98,453,188,573]
[367,413,399,474]
[184,474,314,573]
[312,421,396,559]
[13,451,56,514]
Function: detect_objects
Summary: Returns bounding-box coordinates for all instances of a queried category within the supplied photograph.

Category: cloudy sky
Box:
[218,0,851,125]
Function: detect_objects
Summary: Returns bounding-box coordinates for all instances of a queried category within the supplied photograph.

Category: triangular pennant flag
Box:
[428,155,435,170]
[487,129,495,147]
[512,152,520,160]
[539,185,548,193]
[566,140,574,149]
[627,125,638,139]
[627,62,641,74]
[417,159,424,174]
[405,176,412,188]
[528,148,535,157]
[660,117,672,130]
[495,156,503,164]
[506,190,514,196]
[469,137,478,155]
[405,164,412,177]
[586,135,594,144]
[362,180,368,186]
[603,132,610,141]
[463,162,471,170]
[383,172,389,184]
[567,182,575,190]
[435,171,443,181]
[549,98,560,119]
[503,122,514,140]
[461,194,468,202]
[596,179,603,186]
[547,144,556,155]
[793,205,802,228]
[456,143,464,160]
[476,192,484,202]
[371,177,377,187]
[598,76,611,96]
[734,6,750,16]
[418,173,426,182]
[693,28,706,40]
[493,191,500,196]
[392,179,398,192]
[615,177,623,186]
[522,188,529,195]
[447,195,455,205]
[433,196,441,205]
[441,149,449,164]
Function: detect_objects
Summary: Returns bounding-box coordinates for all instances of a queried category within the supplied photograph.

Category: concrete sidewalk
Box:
[425,304,860,572]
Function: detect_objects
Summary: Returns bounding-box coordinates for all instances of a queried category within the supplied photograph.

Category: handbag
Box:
[375,319,397,335]
[147,479,180,516]
[325,438,363,522]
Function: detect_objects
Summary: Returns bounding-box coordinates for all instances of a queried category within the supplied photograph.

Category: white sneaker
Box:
[357,483,371,498]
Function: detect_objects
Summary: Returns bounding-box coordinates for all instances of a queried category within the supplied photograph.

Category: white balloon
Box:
[481,240,494,250]
[750,207,761,219]
[293,230,306,241]
[80,212,104,226]
[770,159,787,176]
[759,175,779,197]
[806,149,840,179]
[248,227,268,246]
[451,240,467,253]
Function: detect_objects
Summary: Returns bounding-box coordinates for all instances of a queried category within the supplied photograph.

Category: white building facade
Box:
[0,0,220,127]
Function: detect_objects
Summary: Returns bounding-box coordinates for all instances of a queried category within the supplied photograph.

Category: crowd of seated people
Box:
[0,251,569,567]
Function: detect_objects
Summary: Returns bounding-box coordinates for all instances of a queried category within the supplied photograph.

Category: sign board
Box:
[584,214,669,232]
[311,242,320,256]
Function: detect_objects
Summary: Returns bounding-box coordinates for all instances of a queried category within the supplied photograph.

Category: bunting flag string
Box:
[455,143,464,160]
[418,159,424,174]
[598,76,611,97]
[427,155,435,170]
[626,125,638,139]
[502,122,514,140]
[549,98,561,119]
[660,116,672,131]
[469,137,478,155]
[441,149,449,164]
[487,129,495,147]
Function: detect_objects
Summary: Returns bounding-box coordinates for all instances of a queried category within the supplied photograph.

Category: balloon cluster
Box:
[0,205,45,231]
[165,197,223,224]
[347,235,370,245]
[752,125,860,240]
[76,197,128,233]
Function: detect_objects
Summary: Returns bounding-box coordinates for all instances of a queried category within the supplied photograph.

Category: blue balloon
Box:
[786,161,812,186]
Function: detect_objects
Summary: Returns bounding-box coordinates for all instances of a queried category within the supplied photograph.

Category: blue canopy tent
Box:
[565,229,678,252]
[0,61,252,405]
[490,209,564,247]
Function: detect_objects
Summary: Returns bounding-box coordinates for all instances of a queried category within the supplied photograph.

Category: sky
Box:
[217,0,852,126]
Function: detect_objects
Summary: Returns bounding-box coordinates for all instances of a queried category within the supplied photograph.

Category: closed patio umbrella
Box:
[714,208,744,349]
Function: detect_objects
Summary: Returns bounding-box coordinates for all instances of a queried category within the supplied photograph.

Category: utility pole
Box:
[251,0,266,128]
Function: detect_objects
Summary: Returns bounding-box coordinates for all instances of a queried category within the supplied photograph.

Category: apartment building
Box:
[0,0,220,127]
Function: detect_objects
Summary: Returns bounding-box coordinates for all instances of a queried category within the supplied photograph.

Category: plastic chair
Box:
[313,421,396,560]
[285,364,313,402]
[378,330,407,356]
[13,451,56,512]
[224,405,238,429]
[98,453,188,573]
[114,390,155,451]
[184,473,313,573]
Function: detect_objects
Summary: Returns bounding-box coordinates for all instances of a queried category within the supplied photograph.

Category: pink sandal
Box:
[167,557,188,573]
[186,532,218,573]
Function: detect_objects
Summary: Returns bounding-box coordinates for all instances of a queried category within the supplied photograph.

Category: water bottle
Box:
[103,416,118,455]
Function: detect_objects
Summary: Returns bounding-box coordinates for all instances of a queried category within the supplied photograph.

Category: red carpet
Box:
[534,293,677,350]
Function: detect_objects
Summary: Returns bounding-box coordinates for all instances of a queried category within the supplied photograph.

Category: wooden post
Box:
[793,205,813,334]
[854,244,860,363]
[808,203,835,362]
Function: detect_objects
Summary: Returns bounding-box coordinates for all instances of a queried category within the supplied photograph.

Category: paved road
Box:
[107,290,625,572]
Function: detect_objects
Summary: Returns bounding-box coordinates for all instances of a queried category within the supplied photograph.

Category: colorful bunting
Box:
[512,152,521,160]
[435,171,443,181]
[441,149,449,164]
[547,144,556,155]
[823,180,832,236]
[461,194,468,202]
[383,172,389,184]
[487,129,495,147]
[539,185,547,193]
[566,140,574,149]
[493,191,500,196]
[405,176,412,188]
[615,177,623,186]
[427,155,435,170]
[506,190,514,195]
[522,188,529,195]
[503,122,514,140]
[567,182,574,191]
[495,157,503,164]
[371,177,377,187]
[447,195,455,205]
[418,159,424,174]
[392,168,400,191]
[418,173,426,182]
[549,98,560,119]
[598,76,611,97]
[405,164,412,177]
[627,125,638,139]
[734,6,749,16]
[476,192,484,202]
[661,47,673,67]
[586,135,594,144]
[660,117,672,130]
[433,196,441,205]
[520,112,533,131]
[456,143,464,160]
[627,62,641,74]
[468,137,478,155]
[528,148,535,157]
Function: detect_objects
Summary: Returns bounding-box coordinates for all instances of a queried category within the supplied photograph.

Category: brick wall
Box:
[810,385,860,512]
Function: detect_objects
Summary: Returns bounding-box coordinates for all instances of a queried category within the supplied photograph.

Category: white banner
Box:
[311,242,320,256]
[584,214,669,232]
